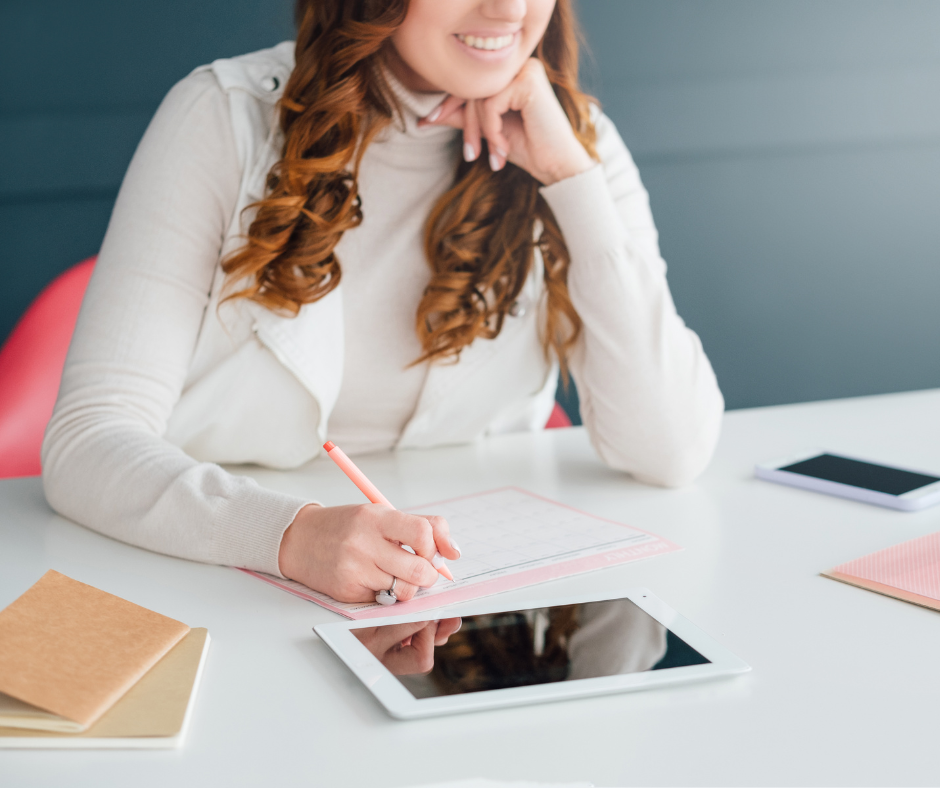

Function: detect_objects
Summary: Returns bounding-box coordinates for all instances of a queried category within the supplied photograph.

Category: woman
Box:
[42,0,723,606]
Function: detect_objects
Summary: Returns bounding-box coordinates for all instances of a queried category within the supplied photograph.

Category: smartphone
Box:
[755,450,940,511]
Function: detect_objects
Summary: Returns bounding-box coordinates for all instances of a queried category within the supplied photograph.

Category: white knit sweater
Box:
[42,43,723,578]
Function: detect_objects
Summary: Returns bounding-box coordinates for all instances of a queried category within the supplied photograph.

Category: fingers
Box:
[376,511,459,587]
[420,58,568,178]
[285,504,458,605]
[380,512,432,555]
[382,622,437,675]
[419,514,460,561]
[418,95,465,128]
[382,510,459,563]
[467,96,511,171]
[419,94,506,170]
[434,617,462,646]
[403,622,438,673]
[360,619,461,677]
[359,621,430,656]
[462,99,482,163]
[336,508,460,602]
[479,96,513,172]
[391,512,459,582]
[375,540,440,593]
[381,573,421,603]
[389,576,428,602]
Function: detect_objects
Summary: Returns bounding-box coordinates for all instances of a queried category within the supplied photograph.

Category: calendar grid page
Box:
[240,488,680,619]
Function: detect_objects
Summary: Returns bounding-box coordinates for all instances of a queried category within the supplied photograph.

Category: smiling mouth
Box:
[456,33,515,51]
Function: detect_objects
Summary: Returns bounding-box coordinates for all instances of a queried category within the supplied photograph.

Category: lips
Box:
[455,33,515,51]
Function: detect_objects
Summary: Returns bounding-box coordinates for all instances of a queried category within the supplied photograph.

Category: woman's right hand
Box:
[277,504,460,603]
[353,618,462,676]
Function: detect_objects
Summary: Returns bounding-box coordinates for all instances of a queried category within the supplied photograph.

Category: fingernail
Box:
[489,153,503,171]
[449,539,461,557]
[453,619,462,633]
[426,105,442,123]
[495,146,508,158]
[464,142,477,162]
[432,553,446,569]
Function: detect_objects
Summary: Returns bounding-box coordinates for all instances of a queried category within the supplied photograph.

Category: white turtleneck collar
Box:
[370,66,461,166]
[382,65,448,123]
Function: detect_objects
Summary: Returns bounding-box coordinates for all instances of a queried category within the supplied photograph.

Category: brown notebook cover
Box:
[0,628,210,748]
[0,570,190,731]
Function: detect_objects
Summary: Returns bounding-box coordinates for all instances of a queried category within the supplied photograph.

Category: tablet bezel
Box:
[313,588,750,720]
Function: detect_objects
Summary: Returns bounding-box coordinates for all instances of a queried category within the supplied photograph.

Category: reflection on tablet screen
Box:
[352,598,710,699]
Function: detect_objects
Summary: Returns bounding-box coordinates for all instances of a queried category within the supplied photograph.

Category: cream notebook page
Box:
[241,487,679,619]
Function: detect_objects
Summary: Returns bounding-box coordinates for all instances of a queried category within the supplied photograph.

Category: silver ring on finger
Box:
[375,576,398,606]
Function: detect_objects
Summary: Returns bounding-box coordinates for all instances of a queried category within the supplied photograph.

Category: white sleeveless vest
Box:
[163,42,557,468]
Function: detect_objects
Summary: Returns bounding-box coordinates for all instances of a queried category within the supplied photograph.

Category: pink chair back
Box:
[0,254,569,478]
[545,401,572,429]
[0,257,96,478]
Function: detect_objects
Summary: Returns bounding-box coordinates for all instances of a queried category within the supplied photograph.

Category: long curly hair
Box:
[222,0,596,370]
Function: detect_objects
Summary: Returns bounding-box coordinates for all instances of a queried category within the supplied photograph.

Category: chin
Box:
[444,72,517,101]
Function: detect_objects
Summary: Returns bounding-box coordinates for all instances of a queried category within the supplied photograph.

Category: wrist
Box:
[539,163,627,265]
[278,503,320,580]
[541,146,594,186]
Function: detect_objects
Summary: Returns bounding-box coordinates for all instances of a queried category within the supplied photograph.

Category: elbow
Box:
[597,391,725,489]
[630,442,716,488]
[40,407,90,522]
[41,420,70,519]
[41,468,70,522]
[646,408,723,488]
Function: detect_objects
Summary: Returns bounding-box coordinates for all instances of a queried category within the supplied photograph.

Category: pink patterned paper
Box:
[830,531,940,603]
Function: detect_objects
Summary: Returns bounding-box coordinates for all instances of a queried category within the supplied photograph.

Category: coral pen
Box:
[322,441,455,582]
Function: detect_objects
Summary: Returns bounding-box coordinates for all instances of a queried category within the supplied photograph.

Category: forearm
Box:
[542,165,724,486]
[42,406,307,574]
[41,68,308,573]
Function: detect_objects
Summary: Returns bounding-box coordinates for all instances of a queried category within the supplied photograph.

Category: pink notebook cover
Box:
[240,487,681,620]
[822,531,940,613]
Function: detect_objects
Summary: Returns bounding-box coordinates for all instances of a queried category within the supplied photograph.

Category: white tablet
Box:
[313,589,750,719]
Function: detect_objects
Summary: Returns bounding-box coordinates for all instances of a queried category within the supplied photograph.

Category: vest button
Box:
[261,76,280,92]
[509,301,525,318]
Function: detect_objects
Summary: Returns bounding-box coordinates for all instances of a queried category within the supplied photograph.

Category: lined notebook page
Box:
[242,487,680,619]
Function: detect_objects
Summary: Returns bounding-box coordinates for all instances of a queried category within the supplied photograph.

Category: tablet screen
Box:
[352,598,710,699]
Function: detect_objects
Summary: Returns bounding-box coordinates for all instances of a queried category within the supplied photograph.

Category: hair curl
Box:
[222,0,597,372]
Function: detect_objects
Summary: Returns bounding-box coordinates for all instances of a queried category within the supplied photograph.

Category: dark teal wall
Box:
[3,1,939,412]
[0,0,294,346]
[577,0,940,408]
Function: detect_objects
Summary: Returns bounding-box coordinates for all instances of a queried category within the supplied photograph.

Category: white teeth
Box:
[458,33,513,51]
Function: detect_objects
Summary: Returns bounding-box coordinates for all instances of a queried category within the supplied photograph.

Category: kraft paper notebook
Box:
[822,531,940,613]
[0,628,210,749]
[242,487,681,619]
[0,570,196,743]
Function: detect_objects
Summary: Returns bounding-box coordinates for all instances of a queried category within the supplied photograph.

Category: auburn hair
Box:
[222,0,597,370]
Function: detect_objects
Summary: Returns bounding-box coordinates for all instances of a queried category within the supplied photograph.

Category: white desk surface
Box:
[2,389,940,787]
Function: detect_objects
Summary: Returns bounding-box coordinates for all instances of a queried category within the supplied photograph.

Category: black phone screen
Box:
[781,453,939,496]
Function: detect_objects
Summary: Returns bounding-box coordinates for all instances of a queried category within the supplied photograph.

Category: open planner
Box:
[241,487,680,619]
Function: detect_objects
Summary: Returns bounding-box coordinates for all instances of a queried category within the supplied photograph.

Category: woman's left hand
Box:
[419,58,594,186]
